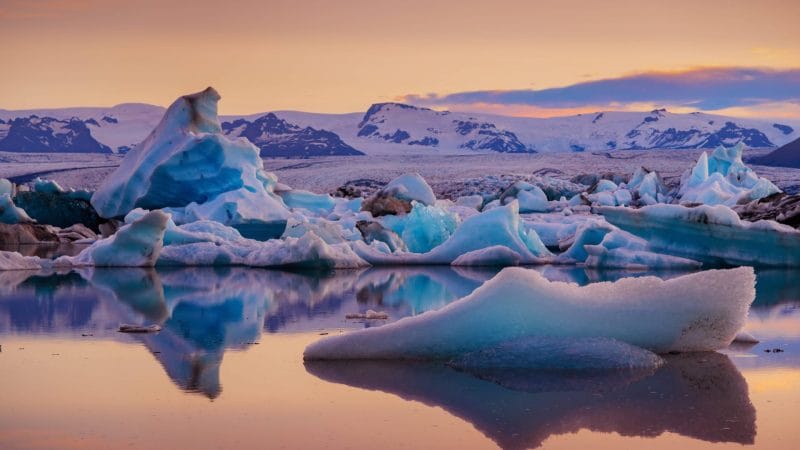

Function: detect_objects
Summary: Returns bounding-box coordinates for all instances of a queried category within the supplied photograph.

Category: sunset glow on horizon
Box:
[2,0,799,118]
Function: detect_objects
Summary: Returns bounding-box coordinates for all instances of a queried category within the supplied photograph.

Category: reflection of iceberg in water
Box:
[0,271,109,333]
[306,352,755,450]
[354,267,496,316]
[87,267,267,399]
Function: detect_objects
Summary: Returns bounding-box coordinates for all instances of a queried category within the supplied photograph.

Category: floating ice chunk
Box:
[63,210,169,267]
[449,337,663,370]
[304,267,754,360]
[603,204,800,266]
[346,310,389,320]
[279,189,336,215]
[455,195,484,210]
[594,179,618,193]
[679,144,781,206]
[557,220,703,269]
[0,179,12,196]
[0,251,42,271]
[613,189,632,207]
[32,177,64,194]
[501,182,550,213]
[588,191,617,206]
[354,202,550,265]
[91,87,290,231]
[0,194,33,224]
[159,232,368,269]
[381,202,459,253]
[382,173,436,206]
[627,167,668,202]
[451,245,521,266]
[282,217,354,245]
[118,324,162,333]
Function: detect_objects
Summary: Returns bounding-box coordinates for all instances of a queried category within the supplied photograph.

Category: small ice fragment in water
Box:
[346,310,389,320]
[118,324,162,333]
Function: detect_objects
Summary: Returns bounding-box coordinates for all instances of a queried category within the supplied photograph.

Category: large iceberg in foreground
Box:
[602,204,800,266]
[304,267,755,360]
[91,87,289,238]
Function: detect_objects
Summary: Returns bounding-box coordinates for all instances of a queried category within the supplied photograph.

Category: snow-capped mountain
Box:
[0,103,164,154]
[1,101,797,156]
[353,103,534,153]
[0,116,111,153]
[221,113,363,157]
[281,103,798,154]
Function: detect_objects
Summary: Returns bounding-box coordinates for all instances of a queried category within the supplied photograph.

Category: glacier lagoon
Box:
[0,264,798,450]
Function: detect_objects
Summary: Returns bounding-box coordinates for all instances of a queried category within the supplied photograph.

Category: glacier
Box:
[304,267,755,360]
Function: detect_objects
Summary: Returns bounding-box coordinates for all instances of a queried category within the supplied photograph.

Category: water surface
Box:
[0,266,798,449]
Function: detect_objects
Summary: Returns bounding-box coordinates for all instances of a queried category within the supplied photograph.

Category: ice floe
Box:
[304,266,755,360]
[353,202,551,265]
[603,204,800,266]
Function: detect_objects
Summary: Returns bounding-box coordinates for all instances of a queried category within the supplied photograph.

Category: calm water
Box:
[0,265,798,450]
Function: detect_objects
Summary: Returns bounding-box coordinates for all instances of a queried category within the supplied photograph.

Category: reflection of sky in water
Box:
[0,265,798,449]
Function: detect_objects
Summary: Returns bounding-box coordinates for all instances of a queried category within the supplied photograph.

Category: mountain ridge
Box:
[1,102,797,157]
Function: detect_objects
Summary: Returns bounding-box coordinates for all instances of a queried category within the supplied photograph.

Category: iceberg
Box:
[0,194,33,224]
[158,232,368,269]
[90,87,289,238]
[278,189,336,215]
[679,144,780,206]
[304,266,755,360]
[60,210,169,267]
[557,220,702,269]
[602,204,800,266]
[381,173,437,206]
[381,202,459,253]
[500,181,550,213]
[353,202,551,265]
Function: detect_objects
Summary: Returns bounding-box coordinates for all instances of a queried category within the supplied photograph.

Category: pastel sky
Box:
[1,0,799,118]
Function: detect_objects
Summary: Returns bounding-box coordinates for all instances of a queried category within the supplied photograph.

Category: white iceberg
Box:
[90,87,289,238]
[304,266,755,359]
[381,173,437,206]
[602,204,800,266]
[158,232,368,269]
[679,144,780,206]
[60,210,169,267]
[501,181,550,213]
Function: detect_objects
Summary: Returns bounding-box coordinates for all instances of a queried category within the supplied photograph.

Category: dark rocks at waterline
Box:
[13,191,105,232]
[734,193,800,229]
[361,193,412,217]
[0,222,61,244]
